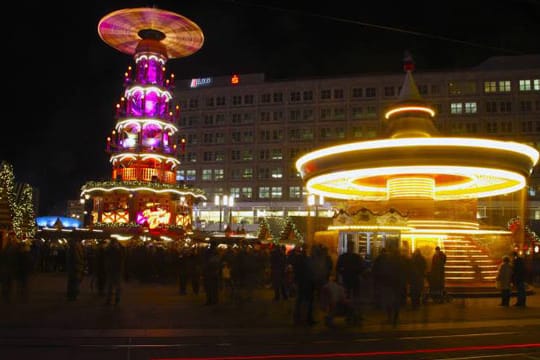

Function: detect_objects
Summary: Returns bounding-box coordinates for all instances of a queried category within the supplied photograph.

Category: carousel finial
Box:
[403,50,415,72]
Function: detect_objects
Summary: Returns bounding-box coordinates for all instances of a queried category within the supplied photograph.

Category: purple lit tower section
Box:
[109,46,180,184]
[80,8,206,234]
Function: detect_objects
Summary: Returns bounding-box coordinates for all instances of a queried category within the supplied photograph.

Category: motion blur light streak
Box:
[153,343,540,360]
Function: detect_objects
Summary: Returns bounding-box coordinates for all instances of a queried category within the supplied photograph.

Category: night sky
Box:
[2,0,539,215]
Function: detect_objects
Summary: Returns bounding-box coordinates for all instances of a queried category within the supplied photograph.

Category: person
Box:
[104,238,125,306]
[429,246,447,303]
[221,260,233,300]
[512,251,527,307]
[202,245,221,305]
[291,247,317,326]
[0,232,18,303]
[409,248,427,309]
[336,240,365,300]
[372,247,403,326]
[270,245,288,301]
[66,238,86,301]
[496,255,512,306]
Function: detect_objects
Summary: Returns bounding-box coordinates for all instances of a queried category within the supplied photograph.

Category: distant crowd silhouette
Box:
[1,229,538,327]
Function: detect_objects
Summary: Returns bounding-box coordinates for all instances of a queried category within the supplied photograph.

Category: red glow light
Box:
[152,343,540,360]
[231,74,239,85]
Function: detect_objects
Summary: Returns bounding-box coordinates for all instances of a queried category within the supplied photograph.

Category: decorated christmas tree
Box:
[279,217,303,243]
[257,217,271,241]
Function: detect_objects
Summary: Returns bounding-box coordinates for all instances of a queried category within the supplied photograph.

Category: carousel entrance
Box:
[337,231,401,262]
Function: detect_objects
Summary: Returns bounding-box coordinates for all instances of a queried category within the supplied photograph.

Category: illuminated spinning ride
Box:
[296,56,539,285]
[81,7,206,237]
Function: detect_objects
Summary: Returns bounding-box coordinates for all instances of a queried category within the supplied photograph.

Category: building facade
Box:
[174,55,540,231]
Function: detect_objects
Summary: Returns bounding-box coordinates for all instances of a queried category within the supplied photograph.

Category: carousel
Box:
[296,56,539,288]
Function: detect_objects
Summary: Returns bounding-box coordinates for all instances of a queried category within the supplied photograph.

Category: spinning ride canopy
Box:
[98,7,204,59]
[296,59,539,202]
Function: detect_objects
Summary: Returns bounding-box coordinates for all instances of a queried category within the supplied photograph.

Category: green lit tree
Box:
[0,161,16,233]
[16,184,37,239]
[0,161,37,239]
[279,217,304,243]
[257,217,271,241]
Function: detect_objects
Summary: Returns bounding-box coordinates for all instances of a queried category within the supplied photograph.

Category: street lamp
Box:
[214,194,233,232]
[307,194,324,243]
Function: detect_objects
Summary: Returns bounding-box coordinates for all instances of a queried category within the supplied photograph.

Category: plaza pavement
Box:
[0,272,539,339]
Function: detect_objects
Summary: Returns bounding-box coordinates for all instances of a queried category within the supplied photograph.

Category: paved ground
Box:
[0,272,539,338]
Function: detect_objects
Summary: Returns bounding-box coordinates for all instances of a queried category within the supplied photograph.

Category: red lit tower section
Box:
[81,7,206,237]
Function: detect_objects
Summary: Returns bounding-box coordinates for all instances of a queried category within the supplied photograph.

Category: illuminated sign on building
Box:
[231,74,239,85]
[136,207,171,229]
[190,77,213,88]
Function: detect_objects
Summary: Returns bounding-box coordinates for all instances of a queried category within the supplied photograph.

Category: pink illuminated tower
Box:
[80,7,206,239]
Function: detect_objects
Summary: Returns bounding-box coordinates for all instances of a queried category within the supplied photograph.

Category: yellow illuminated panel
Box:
[387,177,435,199]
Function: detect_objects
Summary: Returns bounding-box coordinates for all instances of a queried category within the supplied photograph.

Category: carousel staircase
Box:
[442,237,500,296]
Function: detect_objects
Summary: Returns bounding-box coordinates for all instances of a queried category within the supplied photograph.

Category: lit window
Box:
[214,169,224,180]
[271,187,282,199]
[450,103,463,114]
[519,79,532,91]
[202,169,212,181]
[484,81,496,93]
[499,81,511,92]
[289,186,302,199]
[259,187,270,199]
[465,102,477,114]
[241,187,252,199]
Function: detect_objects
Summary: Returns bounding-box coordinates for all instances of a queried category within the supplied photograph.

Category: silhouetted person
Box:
[429,246,446,303]
[336,240,364,299]
[104,238,125,305]
[409,249,427,309]
[372,247,403,326]
[1,232,18,303]
[512,251,527,307]
[292,247,317,326]
[66,238,86,301]
[15,241,31,303]
[496,255,512,306]
[270,245,288,301]
[177,248,188,295]
[203,245,221,305]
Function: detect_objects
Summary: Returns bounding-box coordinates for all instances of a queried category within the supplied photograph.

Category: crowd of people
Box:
[0,230,537,328]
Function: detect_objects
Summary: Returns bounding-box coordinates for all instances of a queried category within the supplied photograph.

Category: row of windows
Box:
[181,78,540,109]
[181,99,540,126]
[201,186,304,201]
[177,167,301,181]
[180,125,379,148]
[450,100,540,114]
[182,117,540,148]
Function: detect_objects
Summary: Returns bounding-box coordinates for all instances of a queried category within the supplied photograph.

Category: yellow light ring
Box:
[296,138,539,179]
[81,186,207,199]
[384,106,436,119]
[306,166,526,200]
